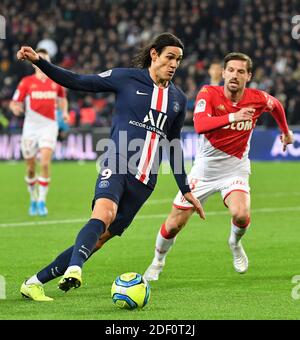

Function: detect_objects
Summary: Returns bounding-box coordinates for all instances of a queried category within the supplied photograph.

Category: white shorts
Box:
[173,174,250,210]
[21,123,58,159]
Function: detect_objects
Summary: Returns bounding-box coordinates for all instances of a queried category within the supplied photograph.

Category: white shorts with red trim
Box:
[21,121,58,159]
[173,175,250,210]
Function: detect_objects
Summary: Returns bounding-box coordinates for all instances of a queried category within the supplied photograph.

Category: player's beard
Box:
[227,80,242,94]
[227,84,239,94]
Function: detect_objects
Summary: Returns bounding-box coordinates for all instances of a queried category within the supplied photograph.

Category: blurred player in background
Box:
[9,48,69,216]
[144,52,294,281]
[17,33,205,301]
[205,60,223,86]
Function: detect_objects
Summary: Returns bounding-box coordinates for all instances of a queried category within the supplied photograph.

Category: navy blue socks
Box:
[69,218,105,268]
[36,219,105,283]
[37,246,74,283]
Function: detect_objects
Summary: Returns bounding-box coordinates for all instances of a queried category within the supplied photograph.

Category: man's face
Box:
[208,63,222,79]
[222,60,252,93]
[151,46,183,81]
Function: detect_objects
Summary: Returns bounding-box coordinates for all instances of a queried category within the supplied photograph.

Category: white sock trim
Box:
[25,176,37,185]
[232,224,248,236]
[26,275,43,286]
[230,223,250,245]
[38,176,50,183]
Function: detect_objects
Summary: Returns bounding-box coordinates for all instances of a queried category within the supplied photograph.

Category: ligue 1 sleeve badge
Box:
[173,101,180,113]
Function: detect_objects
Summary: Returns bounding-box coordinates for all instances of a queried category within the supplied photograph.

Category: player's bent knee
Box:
[92,198,118,227]
[166,209,191,234]
[165,224,181,237]
[28,169,35,178]
[93,209,115,228]
[232,213,251,228]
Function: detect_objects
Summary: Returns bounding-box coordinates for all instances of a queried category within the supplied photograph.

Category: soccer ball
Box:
[111,272,151,310]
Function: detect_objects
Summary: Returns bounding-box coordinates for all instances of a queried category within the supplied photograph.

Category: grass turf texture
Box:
[0,161,299,320]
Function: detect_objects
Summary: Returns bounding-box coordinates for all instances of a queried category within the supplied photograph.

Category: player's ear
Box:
[221,68,225,79]
[247,72,252,82]
[150,48,158,62]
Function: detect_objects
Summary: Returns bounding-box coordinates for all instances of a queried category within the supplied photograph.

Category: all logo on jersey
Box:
[143,110,167,130]
[195,99,206,113]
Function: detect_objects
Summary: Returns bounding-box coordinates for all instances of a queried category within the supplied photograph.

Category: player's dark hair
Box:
[223,52,253,73]
[36,48,49,55]
[132,33,184,68]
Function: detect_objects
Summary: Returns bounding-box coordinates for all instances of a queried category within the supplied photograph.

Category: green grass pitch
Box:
[0,161,299,320]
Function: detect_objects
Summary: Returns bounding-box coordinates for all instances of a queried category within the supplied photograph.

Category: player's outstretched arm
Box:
[17,46,102,93]
[167,108,205,220]
[264,94,295,152]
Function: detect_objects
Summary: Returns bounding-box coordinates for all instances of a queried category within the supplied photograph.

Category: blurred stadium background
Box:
[0,0,300,320]
[0,0,299,162]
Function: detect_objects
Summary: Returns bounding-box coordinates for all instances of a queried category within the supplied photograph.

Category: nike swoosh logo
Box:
[136,90,149,96]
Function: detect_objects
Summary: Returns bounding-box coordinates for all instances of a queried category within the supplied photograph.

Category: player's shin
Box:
[37,176,50,202]
[144,223,177,281]
[36,177,50,216]
[154,223,177,263]
[68,219,105,268]
[229,218,250,273]
[229,217,250,245]
[25,176,37,201]
[57,219,105,291]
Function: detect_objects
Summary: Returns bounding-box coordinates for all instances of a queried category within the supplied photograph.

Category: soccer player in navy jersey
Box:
[17,33,205,301]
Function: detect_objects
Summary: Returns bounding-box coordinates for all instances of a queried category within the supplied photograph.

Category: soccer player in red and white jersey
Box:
[9,48,68,216]
[144,52,294,280]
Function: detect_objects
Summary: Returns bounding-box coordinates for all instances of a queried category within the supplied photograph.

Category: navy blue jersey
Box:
[34,59,190,194]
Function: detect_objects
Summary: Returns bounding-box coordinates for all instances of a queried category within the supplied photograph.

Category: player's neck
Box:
[224,87,245,103]
[148,68,169,88]
[35,71,47,81]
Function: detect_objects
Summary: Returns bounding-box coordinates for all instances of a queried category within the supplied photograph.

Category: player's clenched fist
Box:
[233,107,255,122]
[280,130,294,152]
[17,46,40,63]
